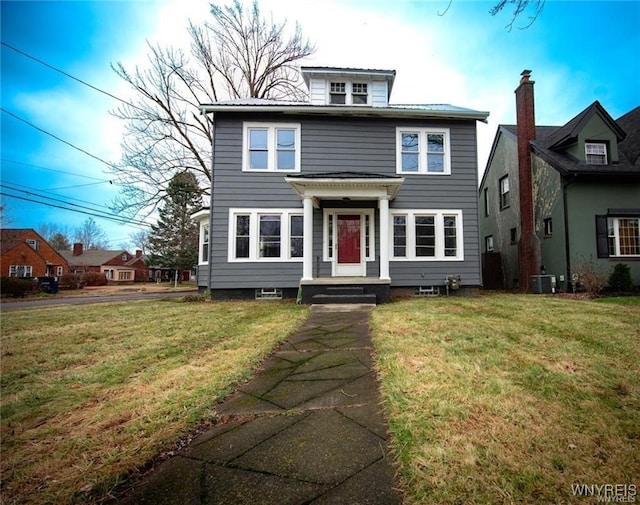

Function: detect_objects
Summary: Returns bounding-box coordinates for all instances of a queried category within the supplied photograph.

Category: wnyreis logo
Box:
[571,484,636,503]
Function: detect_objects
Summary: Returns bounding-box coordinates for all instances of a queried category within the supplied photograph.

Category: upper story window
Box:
[330,82,346,104]
[396,128,451,175]
[499,176,510,210]
[243,123,301,172]
[585,142,607,165]
[329,81,369,105]
[26,239,39,250]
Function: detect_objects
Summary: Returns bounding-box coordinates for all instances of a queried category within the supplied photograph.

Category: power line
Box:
[1,41,145,113]
[1,158,111,183]
[1,107,120,171]
[0,192,150,229]
[2,180,114,210]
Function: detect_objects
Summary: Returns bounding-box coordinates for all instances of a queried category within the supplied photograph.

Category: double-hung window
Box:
[199,223,210,263]
[9,265,32,277]
[243,123,301,172]
[229,209,304,262]
[396,128,451,174]
[585,142,607,165]
[607,217,640,257]
[330,82,346,104]
[351,83,368,105]
[499,176,510,210]
[390,210,463,260]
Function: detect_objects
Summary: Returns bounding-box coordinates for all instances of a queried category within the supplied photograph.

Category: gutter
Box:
[562,174,577,288]
[207,113,215,291]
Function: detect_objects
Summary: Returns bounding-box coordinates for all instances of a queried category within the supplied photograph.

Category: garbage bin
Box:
[39,276,59,294]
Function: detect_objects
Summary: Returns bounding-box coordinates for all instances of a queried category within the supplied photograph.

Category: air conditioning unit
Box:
[531,275,556,294]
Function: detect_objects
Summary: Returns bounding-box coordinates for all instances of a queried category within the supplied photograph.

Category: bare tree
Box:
[37,222,72,246]
[110,0,315,218]
[73,218,110,250]
[130,229,150,255]
[489,0,545,30]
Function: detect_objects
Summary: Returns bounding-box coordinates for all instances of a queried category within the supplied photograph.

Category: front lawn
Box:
[372,294,640,504]
[0,299,308,505]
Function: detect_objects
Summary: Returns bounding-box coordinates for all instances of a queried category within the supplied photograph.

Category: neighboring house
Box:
[0,228,69,278]
[479,70,640,291]
[194,66,489,303]
[59,243,149,282]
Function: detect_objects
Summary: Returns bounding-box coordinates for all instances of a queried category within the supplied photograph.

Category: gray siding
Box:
[209,113,482,289]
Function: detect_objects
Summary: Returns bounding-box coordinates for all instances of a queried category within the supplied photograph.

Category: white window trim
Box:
[585,142,607,165]
[242,122,301,172]
[327,80,371,106]
[608,216,640,257]
[322,208,375,262]
[396,128,451,175]
[56,266,63,276]
[199,222,210,264]
[9,265,33,277]
[389,209,464,261]
[228,208,304,262]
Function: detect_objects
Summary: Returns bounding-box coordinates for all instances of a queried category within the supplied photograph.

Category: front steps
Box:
[311,286,377,305]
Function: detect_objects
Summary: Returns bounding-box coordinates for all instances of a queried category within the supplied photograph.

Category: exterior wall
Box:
[0,230,68,277]
[479,130,521,289]
[208,112,482,291]
[566,181,640,285]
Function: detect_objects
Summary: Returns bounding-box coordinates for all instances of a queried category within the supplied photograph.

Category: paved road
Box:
[0,290,198,312]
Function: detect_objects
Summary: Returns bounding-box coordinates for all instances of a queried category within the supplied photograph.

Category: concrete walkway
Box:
[118,304,402,505]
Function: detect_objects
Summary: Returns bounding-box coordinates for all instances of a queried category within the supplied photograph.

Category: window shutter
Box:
[595,215,609,258]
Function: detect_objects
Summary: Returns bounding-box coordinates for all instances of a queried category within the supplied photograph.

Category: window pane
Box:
[427,134,444,153]
[427,153,444,173]
[235,215,250,258]
[290,215,303,258]
[393,216,406,257]
[618,218,640,255]
[259,215,281,258]
[250,151,268,170]
[402,153,419,172]
[328,214,334,258]
[402,133,419,152]
[249,129,268,149]
[415,216,435,257]
[277,151,295,170]
[277,129,295,149]
[444,216,457,257]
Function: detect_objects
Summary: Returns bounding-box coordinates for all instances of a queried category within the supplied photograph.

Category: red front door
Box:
[337,215,361,264]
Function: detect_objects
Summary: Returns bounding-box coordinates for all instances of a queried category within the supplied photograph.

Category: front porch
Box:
[299,277,391,304]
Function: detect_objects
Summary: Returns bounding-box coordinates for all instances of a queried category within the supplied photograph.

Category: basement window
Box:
[415,286,440,297]
[255,288,283,300]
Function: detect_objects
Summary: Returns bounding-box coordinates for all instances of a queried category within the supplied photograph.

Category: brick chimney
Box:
[515,69,540,292]
[73,243,83,256]
[135,250,143,258]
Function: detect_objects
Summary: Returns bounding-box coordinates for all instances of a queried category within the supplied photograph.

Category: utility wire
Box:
[1,158,111,183]
[1,183,153,227]
[1,107,120,171]
[1,41,144,113]
[2,180,115,210]
[0,192,150,229]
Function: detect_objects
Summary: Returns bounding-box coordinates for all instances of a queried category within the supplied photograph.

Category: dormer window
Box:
[352,83,368,104]
[585,142,607,165]
[329,82,346,104]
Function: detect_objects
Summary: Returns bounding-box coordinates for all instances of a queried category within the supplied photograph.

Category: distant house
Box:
[59,243,149,282]
[479,70,640,291]
[194,66,489,303]
[0,229,69,278]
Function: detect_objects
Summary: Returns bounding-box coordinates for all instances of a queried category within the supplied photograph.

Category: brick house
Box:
[0,229,68,278]
[59,243,149,282]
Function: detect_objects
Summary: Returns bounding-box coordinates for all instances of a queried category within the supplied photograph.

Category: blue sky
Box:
[1,0,639,249]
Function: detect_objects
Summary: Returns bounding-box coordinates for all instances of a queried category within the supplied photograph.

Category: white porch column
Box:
[379,195,391,281]
[302,195,314,281]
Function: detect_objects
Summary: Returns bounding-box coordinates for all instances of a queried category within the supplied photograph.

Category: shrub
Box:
[608,263,633,292]
[58,273,84,290]
[0,277,38,297]
[572,257,607,296]
[83,272,108,286]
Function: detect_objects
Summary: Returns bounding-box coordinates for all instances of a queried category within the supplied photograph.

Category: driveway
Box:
[0,290,198,311]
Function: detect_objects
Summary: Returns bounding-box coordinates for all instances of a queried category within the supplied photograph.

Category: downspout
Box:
[207,112,216,291]
[562,175,576,290]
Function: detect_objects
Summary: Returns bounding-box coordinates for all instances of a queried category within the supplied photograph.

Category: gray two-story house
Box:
[194,67,489,303]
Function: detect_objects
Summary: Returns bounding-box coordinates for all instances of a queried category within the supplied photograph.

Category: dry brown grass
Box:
[1,299,308,505]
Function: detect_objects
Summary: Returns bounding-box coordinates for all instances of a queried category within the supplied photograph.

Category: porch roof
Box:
[284,172,404,206]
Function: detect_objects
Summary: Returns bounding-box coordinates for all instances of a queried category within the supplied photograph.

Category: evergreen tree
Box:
[148,172,201,272]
